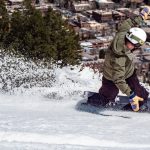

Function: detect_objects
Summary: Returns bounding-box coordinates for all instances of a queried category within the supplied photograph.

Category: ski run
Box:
[0,53,150,150]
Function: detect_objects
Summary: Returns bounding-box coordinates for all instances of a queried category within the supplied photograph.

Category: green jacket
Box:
[103,16,144,96]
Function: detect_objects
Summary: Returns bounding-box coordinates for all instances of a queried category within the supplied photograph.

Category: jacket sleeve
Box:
[110,16,144,96]
[113,15,144,55]
[111,33,132,96]
[117,16,144,32]
[111,55,132,96]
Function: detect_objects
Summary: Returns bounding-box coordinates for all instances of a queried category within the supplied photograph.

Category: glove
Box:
[140,6,150,20]
[129,92,144,112]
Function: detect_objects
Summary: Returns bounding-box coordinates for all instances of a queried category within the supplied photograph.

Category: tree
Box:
[4,6,81,66]
[23,0,33,10]
[44,8,81,66]
[5,8,56,61]
[0,0,9,45]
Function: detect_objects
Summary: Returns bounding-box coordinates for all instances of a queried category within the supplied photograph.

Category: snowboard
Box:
[76,91,150,114]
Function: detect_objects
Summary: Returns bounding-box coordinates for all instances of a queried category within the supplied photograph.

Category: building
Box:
[92,10,113,23]
[80,37,112,54]
[68,21,80,33]
[142,27,150,42]
[71,2,91,12]
[112,10,126,21]
[8,0,24,5]
[116,8,138,18]
[88,21,109,32]
[95,0,114,9]
[34,4,49,16]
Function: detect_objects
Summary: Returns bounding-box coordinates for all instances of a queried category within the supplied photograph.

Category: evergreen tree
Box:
[5,9,56,61]
[44,8,81,66]
[4,3,81,66]
[23,0,33,10]
[0,0,9,46]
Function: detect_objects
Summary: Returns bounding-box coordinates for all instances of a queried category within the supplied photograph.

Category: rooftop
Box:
[8,0,24,2]
[95,0,114,3]
[93,10,112,15]
[74,3,91,6]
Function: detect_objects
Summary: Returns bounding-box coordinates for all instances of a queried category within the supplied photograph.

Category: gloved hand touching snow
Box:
[140,6,150,20]
[129,92,144,112]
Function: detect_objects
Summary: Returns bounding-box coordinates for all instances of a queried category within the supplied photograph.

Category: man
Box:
[88,6,150,112]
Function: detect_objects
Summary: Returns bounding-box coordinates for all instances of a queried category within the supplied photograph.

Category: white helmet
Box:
[126,27,147,47]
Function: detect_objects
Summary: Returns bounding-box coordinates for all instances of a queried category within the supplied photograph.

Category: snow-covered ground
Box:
[0,51,150,150]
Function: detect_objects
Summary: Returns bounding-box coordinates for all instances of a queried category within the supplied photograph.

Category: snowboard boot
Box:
[86,92,109,107]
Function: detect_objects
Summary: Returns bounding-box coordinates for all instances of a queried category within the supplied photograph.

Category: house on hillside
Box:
[92,10,113,23]
[8,0,24,5]
[71,2,91,12]
[95,0,114,9]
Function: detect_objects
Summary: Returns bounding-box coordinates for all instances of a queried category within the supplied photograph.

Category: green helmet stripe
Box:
[130,34,144,45]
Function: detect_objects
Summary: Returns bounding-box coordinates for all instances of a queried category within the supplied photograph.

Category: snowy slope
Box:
[0,51,150,150]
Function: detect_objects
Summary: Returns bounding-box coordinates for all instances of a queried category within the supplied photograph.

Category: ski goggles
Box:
[130,34,145,47]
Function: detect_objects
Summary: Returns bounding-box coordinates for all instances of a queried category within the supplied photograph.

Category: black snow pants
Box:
[88,70,149,106]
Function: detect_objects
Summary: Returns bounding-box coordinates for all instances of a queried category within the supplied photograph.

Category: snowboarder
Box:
[88,6,150,112]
